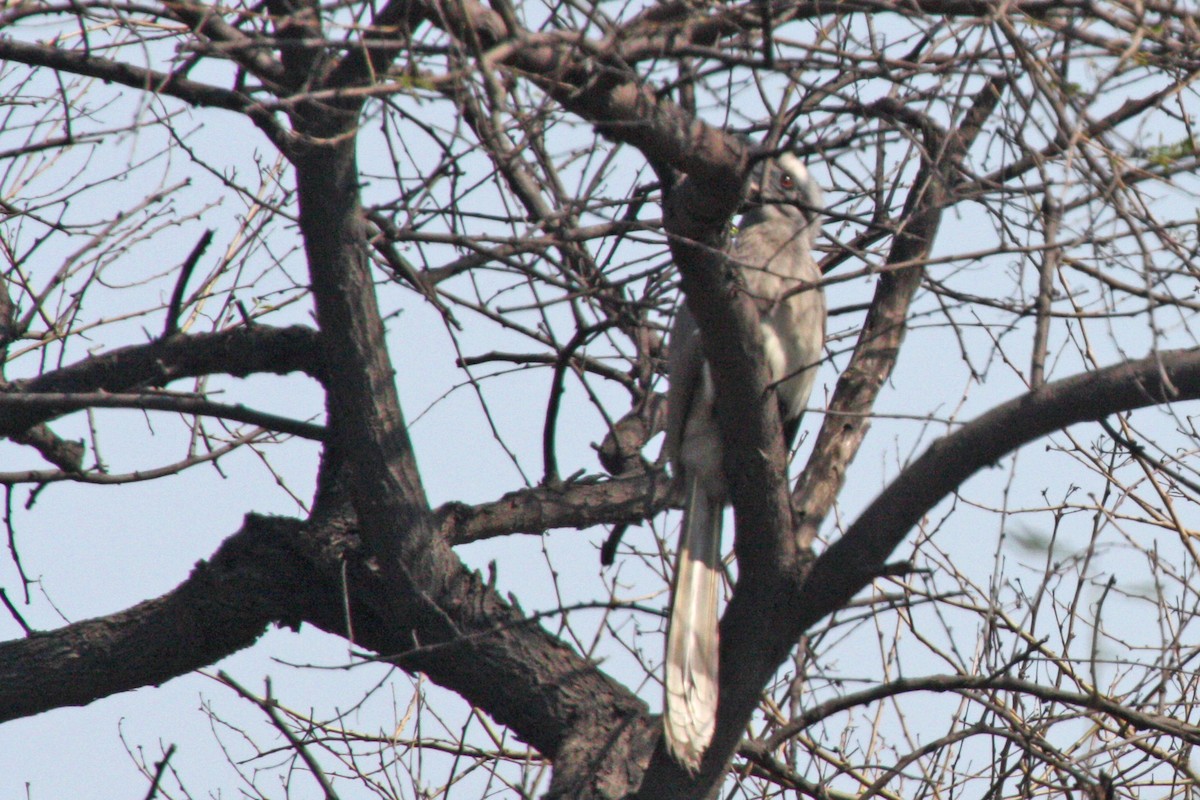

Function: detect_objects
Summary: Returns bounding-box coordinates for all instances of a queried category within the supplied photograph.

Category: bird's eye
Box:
[780,173,794,189]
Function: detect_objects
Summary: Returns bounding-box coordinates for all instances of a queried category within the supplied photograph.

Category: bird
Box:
[662,152,826,770]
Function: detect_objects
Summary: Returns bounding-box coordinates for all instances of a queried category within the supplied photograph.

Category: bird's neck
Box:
[736,208,809,253]
[739,204,804,229]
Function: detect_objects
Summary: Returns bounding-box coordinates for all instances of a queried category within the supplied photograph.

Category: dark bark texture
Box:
[1,2,1199,799]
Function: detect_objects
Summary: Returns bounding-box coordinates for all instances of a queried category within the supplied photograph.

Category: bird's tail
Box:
[664,475,722,770]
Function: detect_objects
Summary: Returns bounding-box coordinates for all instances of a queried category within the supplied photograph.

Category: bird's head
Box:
[742,152,823,244]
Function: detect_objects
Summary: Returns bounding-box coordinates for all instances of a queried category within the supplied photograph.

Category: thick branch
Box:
[626,162,798,800]
[0,515,313,722]
[0,505,655,762]
[0,325,323,438]
[0,37,292,150]
[158,0,290,88]
[293,94,650,780]
[800,347,1200,629]
[415,0,745,185]
[436,471,673,545]
[788,78,1007,534]
[0,392,325,441]
[637,80,1009,800]
[7,342,1197,754]
[0,38,246,110]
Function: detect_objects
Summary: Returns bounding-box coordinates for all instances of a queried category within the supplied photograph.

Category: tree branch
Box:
[291,87,653,788]
[0,500,659,776]
[0,515,315,722]
[0,37,292,150]
[0,325,323,438]
[799,347,1200,633]
[756,671,1200,754]
[0,391,325,441]
[637,78,1009,800]
[435,471,673,545]
[158,0,290,88]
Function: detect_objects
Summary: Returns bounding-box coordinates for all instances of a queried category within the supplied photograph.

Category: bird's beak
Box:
[741,178,763,213]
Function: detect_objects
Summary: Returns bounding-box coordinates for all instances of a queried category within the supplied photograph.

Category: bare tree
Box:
[3,1,1200,798]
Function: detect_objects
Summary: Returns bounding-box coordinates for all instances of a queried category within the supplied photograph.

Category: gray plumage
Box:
[663,153,826,769]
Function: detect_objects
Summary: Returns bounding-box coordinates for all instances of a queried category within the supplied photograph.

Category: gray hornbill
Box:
[663,152,826,769]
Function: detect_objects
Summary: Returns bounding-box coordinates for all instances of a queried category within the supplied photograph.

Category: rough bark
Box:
[6,347,1200,781]
[1,3,1195,799]
[286,73,655,789]
[0,515,314,722]
[0,325,323,436]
